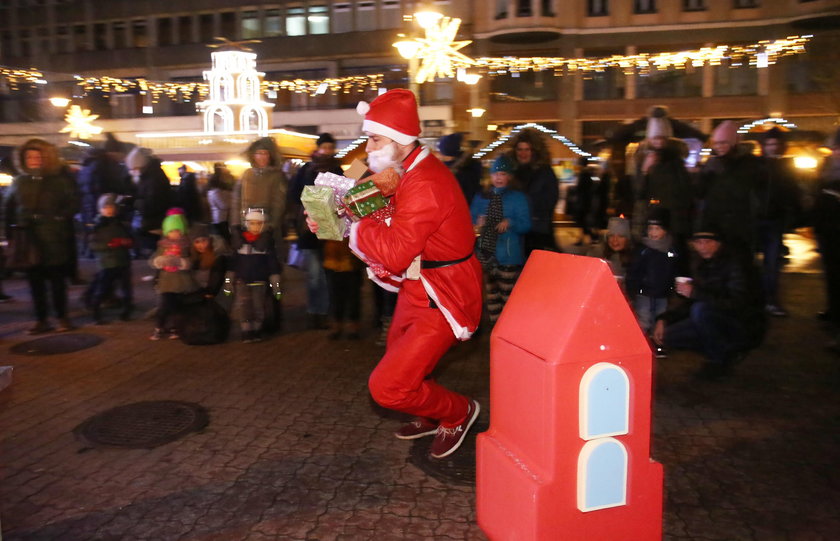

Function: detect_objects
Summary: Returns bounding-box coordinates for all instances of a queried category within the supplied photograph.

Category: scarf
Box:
[477,189,504,264]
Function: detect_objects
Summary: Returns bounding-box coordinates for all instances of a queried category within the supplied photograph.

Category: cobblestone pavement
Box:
[1,233,837,540]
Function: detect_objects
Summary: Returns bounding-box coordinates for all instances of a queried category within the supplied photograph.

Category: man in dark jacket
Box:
[653,229,765,380]
[756,127,802,317]
[438,132,482,206]
[508,128,559,255]
[697,120,761,262]
[288,133,343,329]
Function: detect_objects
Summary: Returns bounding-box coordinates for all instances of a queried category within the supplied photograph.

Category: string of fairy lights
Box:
[0,35,811,103]
[473,123,590,159]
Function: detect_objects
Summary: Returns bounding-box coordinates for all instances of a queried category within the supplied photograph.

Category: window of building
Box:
[577,438,628,512]
[178,16,192,43]
[495,0,507,19]
[714,62,757,96]
[579,364,629,440]
[583,68,625,100]
[241,10,260,38]
[333,3,352,33]
[490,70,558,103]
[588,0,608,17]
[219,11,236,40]
[683,0,706,10]
[199,14,214,43]
[308,5,329,34]
[93,23,107,50]
[0,30,13,59]
[516,0,531,17]
[634,0,656,14]
[733,0,759,7]
[356,2,376,32]
[381,0,402,28]
[265,9,283,36]
[73,23,87,51]
[286,7,306,36]
[19,29,31,57]
[636,68,702,99]
[131,19,148,47]
[541,0,555,17]
[157,17,173,46]
[112,21,127,49]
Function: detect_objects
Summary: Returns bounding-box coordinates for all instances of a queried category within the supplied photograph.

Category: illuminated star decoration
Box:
[413,17,475,84]
[60,105,103,140]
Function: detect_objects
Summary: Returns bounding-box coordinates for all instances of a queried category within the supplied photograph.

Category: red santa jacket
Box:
[350,146,483,340]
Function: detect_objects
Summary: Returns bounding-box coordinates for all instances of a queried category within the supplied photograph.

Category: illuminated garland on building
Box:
[0,35,810,101]
[737,117,797,134]
[335,135,369,159]
[474,123,589,159]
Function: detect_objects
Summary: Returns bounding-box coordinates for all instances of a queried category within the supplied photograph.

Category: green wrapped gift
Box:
[342,180,388,218]
[301,185,346,241]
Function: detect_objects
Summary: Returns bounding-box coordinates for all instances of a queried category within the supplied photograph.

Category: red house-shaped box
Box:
[476,251,663,540]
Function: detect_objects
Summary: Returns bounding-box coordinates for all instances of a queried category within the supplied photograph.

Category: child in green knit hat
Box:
[149,208,198,340]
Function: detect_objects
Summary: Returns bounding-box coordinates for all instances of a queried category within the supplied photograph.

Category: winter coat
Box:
[3,141,79,268]
[587,241,634,283]
[207,188,231,225]
[191,235,229,297]
[658,246,765,346]
[756,156,802,228]
[698,146,761,253]
[288,152,343,250]
[350,146,483,340]
[77,152,130,225]
[443,152,483,206]
[90,215,132,269]
[626,235,679,299]
[470,187,531,266]
[639,144,693,238]
[322,238,364,273]
[230,229,281,284]
[134,159,173,233]
[813,157,840,254]
[150,238,197,294]
[176,172,202,224]
[231,167,287,232]
[513,163,559,235]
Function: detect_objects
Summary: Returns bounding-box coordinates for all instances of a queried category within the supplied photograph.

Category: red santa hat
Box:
[356,89,421,145]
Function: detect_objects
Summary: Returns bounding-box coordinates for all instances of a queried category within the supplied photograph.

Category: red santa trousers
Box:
[368,293,470,427]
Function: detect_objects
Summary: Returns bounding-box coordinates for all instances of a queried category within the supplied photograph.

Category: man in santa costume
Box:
[308,89,483,459]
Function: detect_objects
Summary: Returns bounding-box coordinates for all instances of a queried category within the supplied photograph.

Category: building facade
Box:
[0,0,838,151]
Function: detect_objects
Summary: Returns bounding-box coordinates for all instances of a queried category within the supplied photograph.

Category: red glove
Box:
[107,239,122,248]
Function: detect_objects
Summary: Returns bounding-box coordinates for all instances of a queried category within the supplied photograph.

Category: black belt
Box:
[420,253,473,269]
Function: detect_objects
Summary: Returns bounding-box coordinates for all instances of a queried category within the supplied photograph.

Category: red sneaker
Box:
[429,400,480,459]
[394,418,438,440]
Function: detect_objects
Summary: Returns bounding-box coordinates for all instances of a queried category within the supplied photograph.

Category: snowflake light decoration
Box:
[60,105,103,140]
[402,17,475,84]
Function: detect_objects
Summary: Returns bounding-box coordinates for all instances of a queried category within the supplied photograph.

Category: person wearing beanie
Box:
[306,88,483,460]
[698,120,762,261]
[626,207,680,357]
[4,138,79,333]
[438,132,482,205]
[127,147,173,258]
[287,132,344,330]
[470,154,531,325]
[148,208,197,340]
[588,216,634,289]
[814,128,840,345]
[87,193,134,324]
[227,208,283,342]
[756,127,802,318]
[506,128,559,254]
[652,226,765,380]
[634,109,692,249]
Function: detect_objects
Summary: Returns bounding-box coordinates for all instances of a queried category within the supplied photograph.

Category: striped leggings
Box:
[484,264,522,323]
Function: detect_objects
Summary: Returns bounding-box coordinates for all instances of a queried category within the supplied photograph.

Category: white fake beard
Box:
[367,143,404,175]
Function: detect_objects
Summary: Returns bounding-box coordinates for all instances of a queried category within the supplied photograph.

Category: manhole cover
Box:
[74,401,209,449]
[407,419,488,486]
[10,333,103,355]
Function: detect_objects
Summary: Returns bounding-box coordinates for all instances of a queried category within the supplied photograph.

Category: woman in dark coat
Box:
[3,139,79,333]
[125,147,173,257]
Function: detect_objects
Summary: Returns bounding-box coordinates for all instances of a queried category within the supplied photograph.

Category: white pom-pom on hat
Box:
[356,101,370,116]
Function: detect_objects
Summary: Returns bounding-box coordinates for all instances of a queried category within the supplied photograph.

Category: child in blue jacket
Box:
[470,155,531,324]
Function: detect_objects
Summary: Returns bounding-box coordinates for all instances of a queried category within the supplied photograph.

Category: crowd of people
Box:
[0,107,837,385]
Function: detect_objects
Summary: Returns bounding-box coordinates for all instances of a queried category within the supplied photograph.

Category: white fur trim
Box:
[363,119,418,145]
[366,268,401,293]
[356,101,370,116]
[406,147,430,172]
[348,221,366,262]
[419,274,473,341]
